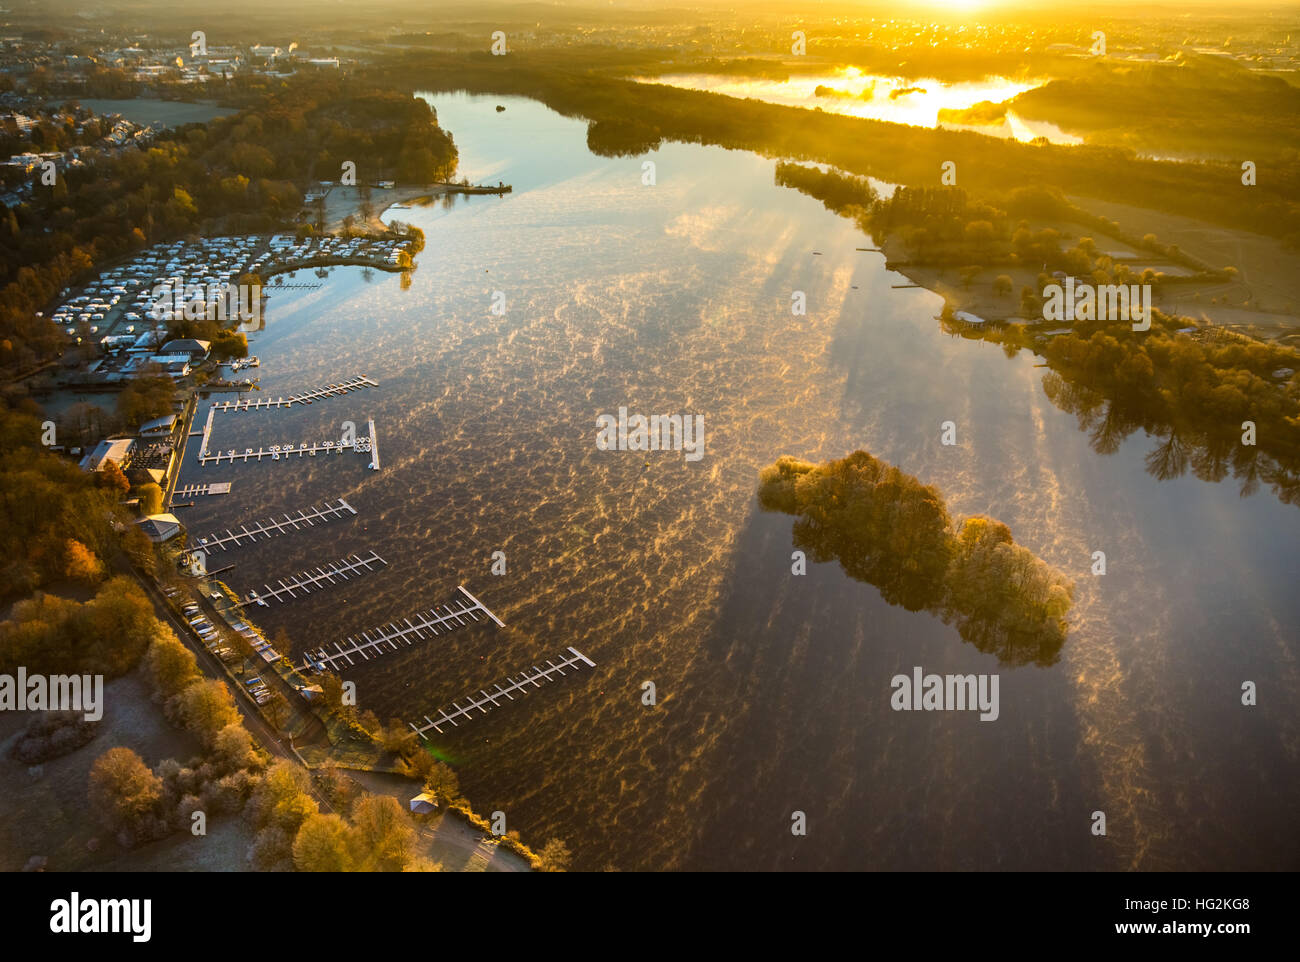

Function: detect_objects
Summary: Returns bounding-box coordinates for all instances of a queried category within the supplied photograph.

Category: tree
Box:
[116,377,175,427]
[248,759,318,834]
[144,629,199,699]
[122,525,156,575]
[248,825,293,871]
[358,708,381,735]
[319,672,353,719]
[264,689,291,730]
[64,539,105,585]
[992,274,1014,296]
[347,794,416,871]
[963,220,995,249]
[381,718,417,755]
[212,722,259,772]
[1020,285,1042,318]
[422,760,462,807]
[293,813,354,871]
[98,458,129,496]
[402,856,443,872]
[536,838,572,872]
[170,679,240,747]
[135,482,164,516]
[88,747,163,833]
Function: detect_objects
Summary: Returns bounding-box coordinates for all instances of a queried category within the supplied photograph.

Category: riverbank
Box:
[325,182,512,232]
[323,184,445,232]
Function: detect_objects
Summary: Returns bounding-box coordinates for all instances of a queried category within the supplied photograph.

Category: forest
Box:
[1006,55,1300,162]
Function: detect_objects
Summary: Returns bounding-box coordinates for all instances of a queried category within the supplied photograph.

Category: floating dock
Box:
[366,418,379,471]
[209,375,376,412]
[298,585,503,672]
[406,647,596,739]
[195,498,356,552]
[173,481,232,500]
[198,433,373,465]
[238,550,386,607]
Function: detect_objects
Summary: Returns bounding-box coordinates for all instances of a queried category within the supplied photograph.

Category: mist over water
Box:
[635,69,1084,145]
[172,93,1300,871]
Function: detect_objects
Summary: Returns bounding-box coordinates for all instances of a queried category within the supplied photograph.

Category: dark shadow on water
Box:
[675,500,1106,871]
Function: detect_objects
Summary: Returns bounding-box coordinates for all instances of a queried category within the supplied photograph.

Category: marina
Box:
[208,374,377,411]
[406,647,597,739]
[298,585,504,672]
[194,498,357,552]
[198,434,373,465]
[238,549,387,607]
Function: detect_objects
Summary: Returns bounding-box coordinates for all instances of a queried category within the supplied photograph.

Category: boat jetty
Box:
[194,497,357,552]
[407,647,596,739]
[238,550,387,607]
[298,585,504,673]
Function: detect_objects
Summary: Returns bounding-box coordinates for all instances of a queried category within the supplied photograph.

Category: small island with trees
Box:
[758,450,1074,666]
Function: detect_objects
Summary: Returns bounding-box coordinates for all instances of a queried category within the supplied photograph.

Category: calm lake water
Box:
[172,92,1300,871]
[635,69,1085,145]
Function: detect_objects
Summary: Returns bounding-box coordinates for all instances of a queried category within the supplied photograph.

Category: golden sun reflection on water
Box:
[636,68,1083,145]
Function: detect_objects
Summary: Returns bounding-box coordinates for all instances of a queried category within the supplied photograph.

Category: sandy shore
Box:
[321,184,449,232]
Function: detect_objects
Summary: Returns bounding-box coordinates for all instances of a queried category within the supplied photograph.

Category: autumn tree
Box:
[144,629,199,699]
[122,525,156,576]
[116,377,175,427]
[421,759,462,807]
[168,678,240,747]
[64,539,105,585]
[293,813,354,871]
[98,458,130,496]
[212,722,259,772]
[347,794,416,871]
[88,746,163,833]
[247,759,318,836]
[137,482,164,515]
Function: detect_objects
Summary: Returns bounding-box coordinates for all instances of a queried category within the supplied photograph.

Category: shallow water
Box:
[172,92,1300,871]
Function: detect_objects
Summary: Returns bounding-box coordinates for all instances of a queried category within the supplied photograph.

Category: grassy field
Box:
[0,668,253,872]
[75,98,237,127]
[1070,195,1300,339]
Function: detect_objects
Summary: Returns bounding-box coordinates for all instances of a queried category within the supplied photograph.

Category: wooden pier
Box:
[298,585,504,672]
[195,498,356,552]
[238,550,386,608]
[209,375,377,412]
[366,418,380,471]
[406,647,596,739]
[172,481,232,500]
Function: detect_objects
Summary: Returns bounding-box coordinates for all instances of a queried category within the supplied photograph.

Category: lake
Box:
[633,68,1084,146]
[171,91,1300,871]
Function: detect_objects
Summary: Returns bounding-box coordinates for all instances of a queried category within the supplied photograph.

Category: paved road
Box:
[120,559,329,801]
[122,560,530,870]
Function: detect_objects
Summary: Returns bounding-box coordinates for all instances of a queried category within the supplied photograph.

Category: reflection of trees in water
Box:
[585,118,663,158]
[1041,372,1300,506]
[759,452,1073,668]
